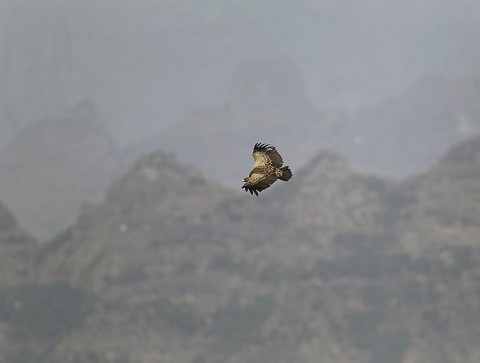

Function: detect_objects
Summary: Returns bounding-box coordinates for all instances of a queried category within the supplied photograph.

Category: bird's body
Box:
[242,143,292,195]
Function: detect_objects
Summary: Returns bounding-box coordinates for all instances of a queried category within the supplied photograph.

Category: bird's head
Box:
[242,177,249,183]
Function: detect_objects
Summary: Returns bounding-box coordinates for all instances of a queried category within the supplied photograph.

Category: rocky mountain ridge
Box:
[0,135,479,363]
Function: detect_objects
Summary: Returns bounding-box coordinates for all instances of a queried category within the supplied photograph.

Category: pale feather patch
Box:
[253,151,272,167]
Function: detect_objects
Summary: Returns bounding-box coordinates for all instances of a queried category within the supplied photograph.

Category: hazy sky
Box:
[1,0,479,147]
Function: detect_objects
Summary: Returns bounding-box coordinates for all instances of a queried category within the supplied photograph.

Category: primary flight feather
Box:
[242,143,292,196]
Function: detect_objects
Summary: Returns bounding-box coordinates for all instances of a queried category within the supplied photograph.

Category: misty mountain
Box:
[150,55,344,187]
[347,76,480,177]
[1,135,478,362]
[0,99,128,241]
[2,0,480,147]
[2,58,479,244]
[147,60,480,187]
[1,2,480,361]
[2,0,480,244]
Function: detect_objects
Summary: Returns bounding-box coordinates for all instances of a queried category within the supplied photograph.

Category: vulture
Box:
[242,143,292,196]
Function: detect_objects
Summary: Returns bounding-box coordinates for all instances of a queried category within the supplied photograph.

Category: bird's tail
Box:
[279,166,292,181]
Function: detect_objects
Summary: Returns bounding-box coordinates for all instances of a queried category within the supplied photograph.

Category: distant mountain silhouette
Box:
[149,55,347,187]
[0,99,128,241]
[348,76,480,177]
[3,0,480,147]
[140,63,480,190]
[3,61,478,245]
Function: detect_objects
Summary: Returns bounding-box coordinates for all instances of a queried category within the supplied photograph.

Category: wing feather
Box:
[265,148,283,167]
[242,167,278,195]
[252,143,284,168]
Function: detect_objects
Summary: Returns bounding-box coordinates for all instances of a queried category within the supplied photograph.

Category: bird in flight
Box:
[242,143,292,196]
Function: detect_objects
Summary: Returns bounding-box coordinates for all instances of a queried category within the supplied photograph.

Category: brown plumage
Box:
[242,143,292,196]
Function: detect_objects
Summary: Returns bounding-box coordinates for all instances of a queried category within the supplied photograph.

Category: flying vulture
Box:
[242,143,292,196]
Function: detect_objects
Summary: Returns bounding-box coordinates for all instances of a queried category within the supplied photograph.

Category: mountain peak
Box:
[104,150,213,206]
[294,149,354,182]
[441,135,480,164]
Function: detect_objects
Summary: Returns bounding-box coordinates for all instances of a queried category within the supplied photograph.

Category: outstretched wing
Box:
[252,143,283,168]
[242,166,278,196]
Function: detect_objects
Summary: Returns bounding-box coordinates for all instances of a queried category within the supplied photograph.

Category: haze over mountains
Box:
[2,0,480,145]
[0,99,129,241]
[0,1,480,362]
[155,57,480,185]
[2,0,480,239]
[1,56,479,240]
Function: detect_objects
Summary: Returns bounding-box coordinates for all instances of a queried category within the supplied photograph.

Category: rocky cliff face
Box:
[0,201,37,361]
[1,136,480,363]
[0,202,36,287]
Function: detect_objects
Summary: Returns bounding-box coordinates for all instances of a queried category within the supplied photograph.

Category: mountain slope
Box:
[12,136,480,363]
[0,201,36,287]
